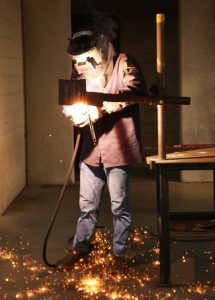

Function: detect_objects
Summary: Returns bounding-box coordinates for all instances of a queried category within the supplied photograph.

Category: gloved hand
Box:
[102,101,131,114]
[62,103,101,127]
[102,101,123,114]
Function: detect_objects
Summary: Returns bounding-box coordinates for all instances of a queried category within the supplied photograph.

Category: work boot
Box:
[55,249,88,271]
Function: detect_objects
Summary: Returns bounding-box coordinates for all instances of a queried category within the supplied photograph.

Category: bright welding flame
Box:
[62,103,100,126]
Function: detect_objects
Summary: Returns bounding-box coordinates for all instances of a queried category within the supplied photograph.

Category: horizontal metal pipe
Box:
[58,79,190,106]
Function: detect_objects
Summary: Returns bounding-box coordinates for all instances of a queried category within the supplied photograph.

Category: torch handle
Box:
[86,104,97,146]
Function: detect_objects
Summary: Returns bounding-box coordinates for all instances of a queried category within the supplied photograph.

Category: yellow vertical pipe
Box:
[156,13,166,159]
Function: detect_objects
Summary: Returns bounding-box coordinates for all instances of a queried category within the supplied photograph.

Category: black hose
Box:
[42,130,81,268]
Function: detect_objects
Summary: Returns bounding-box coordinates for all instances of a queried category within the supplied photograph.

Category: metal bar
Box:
[83,92,190,105]
[156,165,171,286]
[155,162,215,171]
[156,13,166,160]
[156,15,172,285]
[58,79,191,106]
[156,13,165,92]
[86,105,97,145]
[157,104,166,159]
[170,211,215,220]
[213,170,215,211]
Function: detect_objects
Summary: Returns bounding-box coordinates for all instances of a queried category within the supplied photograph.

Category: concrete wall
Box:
[179,0,215,181]
[0,0,25,215]
[22,0,73,185]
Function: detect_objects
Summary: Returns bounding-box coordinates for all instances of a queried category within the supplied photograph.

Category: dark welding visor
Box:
[67,30,99,55]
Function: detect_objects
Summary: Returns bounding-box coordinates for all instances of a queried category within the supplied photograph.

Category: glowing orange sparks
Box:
[78,276,104,294]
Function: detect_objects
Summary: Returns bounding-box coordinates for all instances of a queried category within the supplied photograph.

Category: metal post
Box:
[156,13,166,160]
[157,104,166,159]
[156,13,165,90]
[156,13,170,286]
[213,170,215,211]
[156,165,171,286]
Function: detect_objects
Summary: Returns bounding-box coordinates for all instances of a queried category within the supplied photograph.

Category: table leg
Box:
[156,165,171,286]
[213,170,215,211]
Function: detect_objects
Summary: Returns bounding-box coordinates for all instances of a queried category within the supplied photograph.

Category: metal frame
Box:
[155,163,215,285]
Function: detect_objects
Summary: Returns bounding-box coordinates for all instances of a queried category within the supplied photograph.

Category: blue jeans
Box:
[73,161,132,254]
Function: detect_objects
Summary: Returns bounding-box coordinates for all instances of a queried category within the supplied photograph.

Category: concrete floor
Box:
[0,168,215,299]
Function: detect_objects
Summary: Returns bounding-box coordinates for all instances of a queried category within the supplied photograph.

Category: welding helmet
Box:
[67,30,100,56]
[67,29,110,76]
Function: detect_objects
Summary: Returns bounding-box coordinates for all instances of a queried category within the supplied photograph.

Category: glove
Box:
[62,103,101,127]
[102,101,123,114]
[102,101,129,114]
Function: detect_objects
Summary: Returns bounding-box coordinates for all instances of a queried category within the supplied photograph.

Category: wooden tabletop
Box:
[146,146,215,165]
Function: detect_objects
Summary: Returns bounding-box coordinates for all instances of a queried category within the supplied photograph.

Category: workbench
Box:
[146,146,215,285]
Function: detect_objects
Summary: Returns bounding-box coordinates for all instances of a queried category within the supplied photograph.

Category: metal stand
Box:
[147,154,215,285]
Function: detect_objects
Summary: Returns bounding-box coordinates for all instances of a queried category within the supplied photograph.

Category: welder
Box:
[56,28,147,271]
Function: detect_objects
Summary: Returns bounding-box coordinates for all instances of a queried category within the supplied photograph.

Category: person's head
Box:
[67,29,114,78]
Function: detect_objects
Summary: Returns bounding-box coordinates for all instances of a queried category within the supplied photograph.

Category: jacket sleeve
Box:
[120,53,147,95]
[102,54,147,114]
